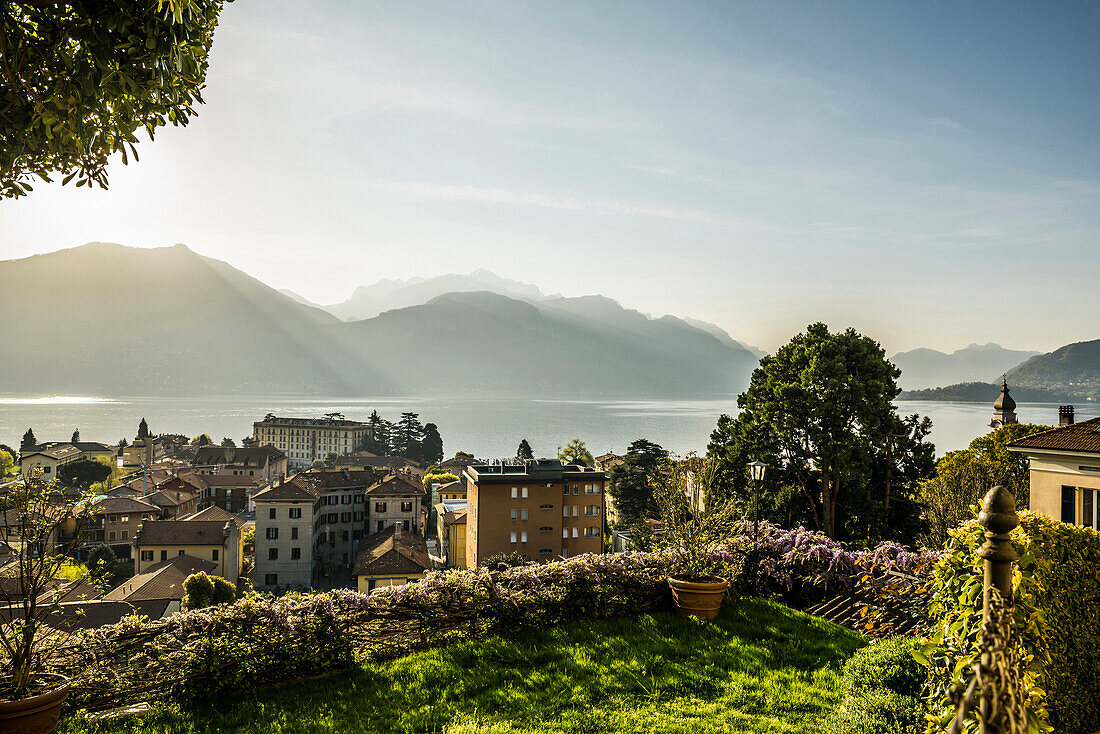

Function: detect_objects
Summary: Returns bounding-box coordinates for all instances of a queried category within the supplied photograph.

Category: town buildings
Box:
[191,445,287,482]
[94,496,161,558]
[251,469,424,590]
[463,459,606,567]
[1008,407,1100,528]
[18,441,114,478]
[132,519,243,583]
[352,525,431,592]
[252,415,373,470]
[435,500,467,568]
[990,379,1019,429]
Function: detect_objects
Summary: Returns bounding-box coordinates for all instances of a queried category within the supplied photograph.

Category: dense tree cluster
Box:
[360,411,444,467]
[707,323,935,546]
[558,438,594,467]
[607,439,669,527]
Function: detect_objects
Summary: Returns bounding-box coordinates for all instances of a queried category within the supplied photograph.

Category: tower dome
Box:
[991,378,1018,428]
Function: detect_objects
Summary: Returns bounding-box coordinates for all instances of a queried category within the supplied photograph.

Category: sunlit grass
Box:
[61,598,864,734]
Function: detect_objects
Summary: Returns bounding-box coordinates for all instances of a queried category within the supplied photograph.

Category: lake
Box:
[1,394,1095,460]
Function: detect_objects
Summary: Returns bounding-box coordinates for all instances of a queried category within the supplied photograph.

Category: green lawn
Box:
[61,599,864,734]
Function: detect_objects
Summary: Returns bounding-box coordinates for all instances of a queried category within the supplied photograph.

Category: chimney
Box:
[1059,405,1075,426]
[394,523,401,538]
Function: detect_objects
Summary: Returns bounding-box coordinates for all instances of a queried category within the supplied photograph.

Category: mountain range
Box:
[890,343,1041,390]
[0,243,758,397]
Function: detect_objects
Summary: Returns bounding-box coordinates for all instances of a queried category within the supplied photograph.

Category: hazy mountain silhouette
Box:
[890,343,1039,390]
[0,244,757,397]
[0,243,388,395]
[333,291,757,395]
[325,270,546,321]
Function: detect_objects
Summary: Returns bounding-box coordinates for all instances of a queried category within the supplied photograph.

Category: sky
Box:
[1,0,1099,354]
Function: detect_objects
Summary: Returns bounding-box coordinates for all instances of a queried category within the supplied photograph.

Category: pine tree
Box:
[422,423,444,466]
[396,412,425,464]
[21,428,36,451]
[362,410,391,455]
[71,428,80,443]
[136,418,150,440]
[516,439,534,461]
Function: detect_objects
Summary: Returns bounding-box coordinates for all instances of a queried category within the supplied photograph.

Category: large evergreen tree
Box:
[136,418,150,440]
[395,412,425,464]
[362,410,392,455]
[607,439,668,527]
[20,428,36,451]
[516,439,534,461]
[421,423,444,466]
[707,323,934,542]
[71,428,80,443]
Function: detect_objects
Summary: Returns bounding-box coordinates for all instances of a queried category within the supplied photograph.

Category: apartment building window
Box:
[539,504,552,510]
[573,505,579,516]
[375,502,387,513]
[584,506,600,516]
[342,495,352,505]
[585,527,600,538]
[266,527,279,540]
[328,513,339,523]
[121,530,128,540]
[353,511,364,522]
[522,487,529,498]
[585,484,600,495]
[109,515,118,523]
[353,494,364,504]
[511,488,518,499]
[539,526,552,532]
[290,547,300,560]
[268,508,277,519]
[289,507,301,519]
[141,551,153,562]
[511,509,517,521]
[265,574,278,586]
[562,506,569,517]
[572,528,579,538]
[573,486,579,495]
[377,521,384,532]
[401,501,413,512]
[562,529,569,539]
[291,527,299,540]
[563,486,569,495]
[160,550,168,561]
[510,531,517,543]
[341,512,352,523]
[340,530,349,541]
[1084,488,1097,529]
[108,531,116,541]
[521,509,528,521]
[120,515,129,523]
[520,531,528,543]
[269,548,279,560]
[212,549,219,561]
[539,549,552,555]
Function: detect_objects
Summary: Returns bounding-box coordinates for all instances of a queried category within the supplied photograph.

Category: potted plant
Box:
[0,472,96,734]
[648,454,739,620]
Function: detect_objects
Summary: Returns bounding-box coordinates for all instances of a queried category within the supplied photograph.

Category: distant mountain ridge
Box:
[890,343,1040,390]
[1008,339,1100,398]
[900,381,1080,403]
[0,243,758,398]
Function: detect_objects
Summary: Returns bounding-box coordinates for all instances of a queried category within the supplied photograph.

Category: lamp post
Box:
[747,460,767,592]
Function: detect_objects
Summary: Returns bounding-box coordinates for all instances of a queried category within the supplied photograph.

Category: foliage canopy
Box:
[1,0,231,198]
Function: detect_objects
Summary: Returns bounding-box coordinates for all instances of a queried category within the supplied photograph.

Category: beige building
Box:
[95,496,161,557]
[19,443,85,479]
[252,479,320,591]
[1008,409,1100,528]
[253,415,373,470]
[464,459,606,567]
[132,519,242,584]
[352,525,431,592]
[191,446,287,482]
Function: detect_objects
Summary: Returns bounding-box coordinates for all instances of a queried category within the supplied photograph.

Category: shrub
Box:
[821,689,924,734]
[478,551,528,570]
[840,636,925,698]
[182,572,236,610]
[923,511,1100,734]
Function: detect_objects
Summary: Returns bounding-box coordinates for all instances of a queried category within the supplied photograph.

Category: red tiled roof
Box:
[352,526,430,577]
[1007,417,1100,455]
[104,554,216,602]
[134,520,233,546]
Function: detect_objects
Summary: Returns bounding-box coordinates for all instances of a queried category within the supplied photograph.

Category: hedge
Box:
[922,511,1100,734]
[820,637,926,734]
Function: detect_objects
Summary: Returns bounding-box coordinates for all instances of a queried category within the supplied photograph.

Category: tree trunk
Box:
[822,473,837,538]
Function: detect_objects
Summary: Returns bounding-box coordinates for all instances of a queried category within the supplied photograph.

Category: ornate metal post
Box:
[976,486,1019,734]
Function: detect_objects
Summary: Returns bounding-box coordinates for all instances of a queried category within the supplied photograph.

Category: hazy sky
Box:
[2,1,1098,354]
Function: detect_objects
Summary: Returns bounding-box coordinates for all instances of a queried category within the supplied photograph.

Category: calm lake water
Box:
[1,395,1096,460]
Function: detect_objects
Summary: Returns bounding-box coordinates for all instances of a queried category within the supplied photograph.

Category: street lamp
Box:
[747,460,767,592]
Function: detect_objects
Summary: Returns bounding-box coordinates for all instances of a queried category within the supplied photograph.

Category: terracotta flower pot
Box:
[0,675,70,734]
[668,575,728,620]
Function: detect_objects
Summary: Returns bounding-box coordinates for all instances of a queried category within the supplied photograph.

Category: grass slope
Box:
[62,599,864,734]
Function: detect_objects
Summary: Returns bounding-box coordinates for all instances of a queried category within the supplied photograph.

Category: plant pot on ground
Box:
[0,472,97,734]
[646,454,739,620]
